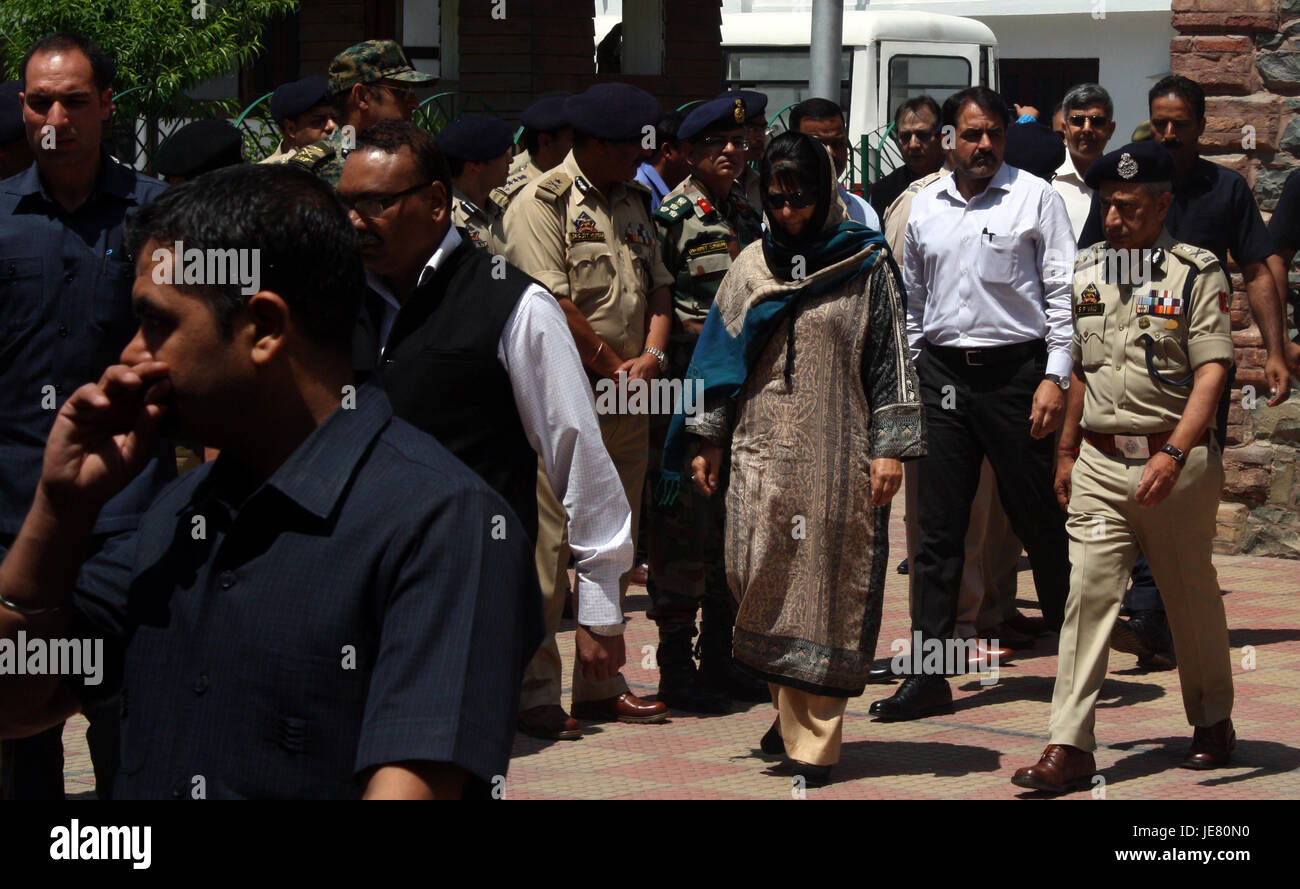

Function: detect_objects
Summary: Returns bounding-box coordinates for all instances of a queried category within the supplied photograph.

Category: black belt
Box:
[924,339,1045,368]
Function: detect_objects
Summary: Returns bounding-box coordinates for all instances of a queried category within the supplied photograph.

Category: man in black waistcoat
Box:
[343,121,636,741]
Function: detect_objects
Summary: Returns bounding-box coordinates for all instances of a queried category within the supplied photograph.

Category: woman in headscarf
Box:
[660,131,926,785]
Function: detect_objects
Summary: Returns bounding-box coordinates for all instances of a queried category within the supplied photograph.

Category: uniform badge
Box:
[1138,316,1151,329]
[1218,291,1230,313]
[570,211,605,242]
[1136,290,1182,315]
[1164,319,1179,329]
[1076,282,1104,316]
[733,98,746,124]
[1117,152,1138,180]
[574,175,591,195]
[467,227,485,248]
[696,197,714,215]
[624,222,653,246]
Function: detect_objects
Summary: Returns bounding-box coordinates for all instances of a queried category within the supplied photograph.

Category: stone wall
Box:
[1171,0,1300,557]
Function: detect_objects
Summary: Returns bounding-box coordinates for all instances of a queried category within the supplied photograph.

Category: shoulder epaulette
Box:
[654,194,694,225]
[909,171,946,195]
[1075,241,1107,271]
[287,141,335,171]
[1169,242,1220,271]
[535,171,573,204]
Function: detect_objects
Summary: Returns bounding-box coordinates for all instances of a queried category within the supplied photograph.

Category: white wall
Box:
[971,10,1174,140]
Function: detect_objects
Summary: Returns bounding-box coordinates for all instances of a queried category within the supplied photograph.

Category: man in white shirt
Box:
[791,97,882,231]
[871,87,1076,721]
[340,121,635,742]
[1053,84,1117,240]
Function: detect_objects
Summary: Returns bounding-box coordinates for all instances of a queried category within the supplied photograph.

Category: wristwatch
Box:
[1159,443,1187,465]
[644,346,667,372]
[1044,373,1070,390]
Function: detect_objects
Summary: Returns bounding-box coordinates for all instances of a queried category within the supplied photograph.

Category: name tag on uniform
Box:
[1114,435,1150,459]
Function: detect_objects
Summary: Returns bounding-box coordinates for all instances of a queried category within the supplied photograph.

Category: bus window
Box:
[887,55,971,119]
[725,49,853,119]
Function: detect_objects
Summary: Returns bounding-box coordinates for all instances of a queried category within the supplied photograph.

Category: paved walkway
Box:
[59,500,1300,799]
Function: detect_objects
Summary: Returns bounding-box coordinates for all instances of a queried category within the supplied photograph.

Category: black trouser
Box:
[0,533,120,800]
[910,340,1069,668]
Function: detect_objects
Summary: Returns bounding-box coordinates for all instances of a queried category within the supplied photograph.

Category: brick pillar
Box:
[1172,0,1300,557]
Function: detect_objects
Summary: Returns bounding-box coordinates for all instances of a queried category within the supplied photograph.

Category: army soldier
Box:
[493,94,571,211]
[288,39,434,187]
[504,83,673,734]
[1013,143,1237,794]
[439,115,512,254]
[646,96,765,712]
[260,75,335,165]
[718,89,767,210]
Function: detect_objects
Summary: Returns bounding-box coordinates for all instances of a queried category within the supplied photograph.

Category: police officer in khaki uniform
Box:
[439,115,512,254]
[504,83,674,733]
[647,96,765,713]
[1013,142,1237,794]
[493,94,572,211]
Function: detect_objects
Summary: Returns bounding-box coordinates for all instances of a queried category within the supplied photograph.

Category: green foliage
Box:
[0,0,299,117]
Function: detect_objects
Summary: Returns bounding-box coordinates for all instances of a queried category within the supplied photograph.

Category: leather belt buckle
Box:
[1114,434,1150,459]
[964,350,983,367]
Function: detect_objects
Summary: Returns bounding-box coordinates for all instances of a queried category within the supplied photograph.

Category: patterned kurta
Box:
[693,240,925,696]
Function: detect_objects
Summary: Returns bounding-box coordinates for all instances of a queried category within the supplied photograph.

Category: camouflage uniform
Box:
[287,125,349,187]
[647,174,763,706]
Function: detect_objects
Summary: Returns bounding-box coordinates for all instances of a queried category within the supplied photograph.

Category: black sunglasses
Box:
[1068,114,1108,128]
[766,191,815,210]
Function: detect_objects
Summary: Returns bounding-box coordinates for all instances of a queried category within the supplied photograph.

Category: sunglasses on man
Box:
[1068,114,1108,128]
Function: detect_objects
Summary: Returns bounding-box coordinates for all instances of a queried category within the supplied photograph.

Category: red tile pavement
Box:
[54,496,1300,800]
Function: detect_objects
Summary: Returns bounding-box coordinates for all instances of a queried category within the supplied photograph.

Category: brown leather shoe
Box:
[517,705,583,741]
[1181,718,1235,770]
[572,692,669,724]
[1011,744,1097,794]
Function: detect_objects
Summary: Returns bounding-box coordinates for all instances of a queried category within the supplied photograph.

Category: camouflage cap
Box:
[328,40,436,97]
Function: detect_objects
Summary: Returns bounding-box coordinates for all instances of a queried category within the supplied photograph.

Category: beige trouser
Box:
[769,683,849,766]
[905,458,1023,638]
[519,410,647,711]
[1049,438,1233,750]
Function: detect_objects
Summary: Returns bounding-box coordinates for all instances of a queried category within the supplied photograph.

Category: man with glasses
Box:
[871,96,944,220]
[791,97,881,230]
[504,83,674,735]
[1053,84,1117,239]
[289,40,433,188]
[718,89,768,210]
[647,97,765,714]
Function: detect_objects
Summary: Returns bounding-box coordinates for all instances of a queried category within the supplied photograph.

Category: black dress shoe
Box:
[787,760,832,787]
[869,675,953,721]
[897,558,909,575]
[760,717,785,755]
[866,664,899,684]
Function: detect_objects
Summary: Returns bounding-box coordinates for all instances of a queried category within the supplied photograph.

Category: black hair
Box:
[355,119,453,203]
[941,86,1010,131]
[1149,74,1205,121]
[759,131,833,244]
[22,33,115,92]
[124,164,363,354]
[789,97,844,133]
[894,95,941,131]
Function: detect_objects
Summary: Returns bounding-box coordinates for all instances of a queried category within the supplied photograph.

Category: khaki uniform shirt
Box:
[504,150,673,361]
[883,169,949,259]
[653,174,762,368]
[451,184,507,254]
[1072,228,1234,435]
[508,149,532,177]
[258,141,295,165]
[491,160,542,211]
